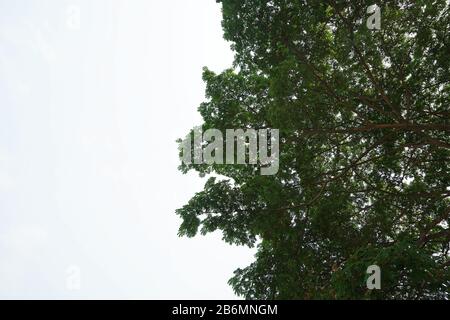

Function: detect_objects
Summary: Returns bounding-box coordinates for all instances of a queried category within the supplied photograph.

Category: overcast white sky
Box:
[0,0,255,299]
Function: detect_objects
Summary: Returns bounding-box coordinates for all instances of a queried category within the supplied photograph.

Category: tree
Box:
[176,0,450,299]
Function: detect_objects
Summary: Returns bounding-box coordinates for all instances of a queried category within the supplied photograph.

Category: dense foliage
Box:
[177,0,450,299]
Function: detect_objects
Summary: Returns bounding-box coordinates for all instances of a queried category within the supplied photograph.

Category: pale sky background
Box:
[0,0,255,299]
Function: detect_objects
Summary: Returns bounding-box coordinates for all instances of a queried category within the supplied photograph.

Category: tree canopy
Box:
[177,0,450,299]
